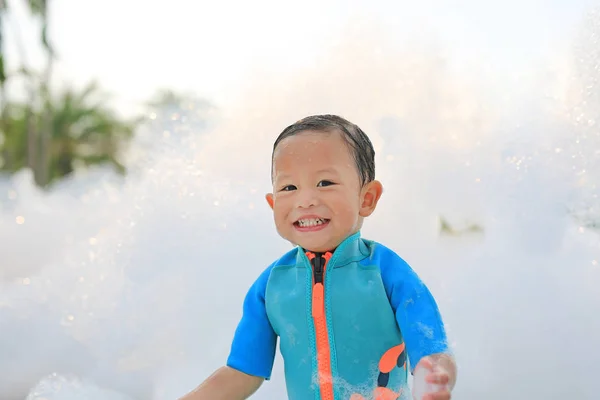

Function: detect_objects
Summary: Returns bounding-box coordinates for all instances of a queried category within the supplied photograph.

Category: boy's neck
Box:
[302,231,361,255]
[303,248,335,255]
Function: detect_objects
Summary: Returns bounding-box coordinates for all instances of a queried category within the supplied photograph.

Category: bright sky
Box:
[4,0,597,117]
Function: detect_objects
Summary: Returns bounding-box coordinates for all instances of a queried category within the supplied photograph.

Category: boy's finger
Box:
[422,389,451,400]
[417,357,435,370]
[425,372,449,385]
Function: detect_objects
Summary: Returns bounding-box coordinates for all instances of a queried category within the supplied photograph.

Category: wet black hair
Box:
[271,114,376,186]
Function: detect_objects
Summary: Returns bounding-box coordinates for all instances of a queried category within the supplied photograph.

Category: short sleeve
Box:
[379,249,450,373]
[226,265,278,379]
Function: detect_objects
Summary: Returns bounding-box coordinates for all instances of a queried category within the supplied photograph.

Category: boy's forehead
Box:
[274,144,347,169]
[273,130,349,160]
[271,130,358,180]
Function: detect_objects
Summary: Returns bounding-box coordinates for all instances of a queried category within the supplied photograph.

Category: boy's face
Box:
[266,130,383,252]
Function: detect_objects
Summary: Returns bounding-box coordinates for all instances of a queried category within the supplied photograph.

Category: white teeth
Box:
[297,218,326,227]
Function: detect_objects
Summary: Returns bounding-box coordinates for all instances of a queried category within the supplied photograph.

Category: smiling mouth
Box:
[294,217,330,228]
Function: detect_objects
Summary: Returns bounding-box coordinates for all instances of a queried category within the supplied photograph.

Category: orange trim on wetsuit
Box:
[307,251,334,400]
[350,343,407,400]
[379,344,407,373]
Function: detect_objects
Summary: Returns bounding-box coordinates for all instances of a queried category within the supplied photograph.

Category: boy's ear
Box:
[359,180,383,217]
[265,193,274,210]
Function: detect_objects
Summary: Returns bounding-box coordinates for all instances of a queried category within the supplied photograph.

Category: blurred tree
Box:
[0,0,143,188]
[0,0,51,174]
[0,2,214,189]
[1,81,138,186]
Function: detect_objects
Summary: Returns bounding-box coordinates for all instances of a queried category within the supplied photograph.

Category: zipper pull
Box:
[313,254,324,284]
[311,254,325,318]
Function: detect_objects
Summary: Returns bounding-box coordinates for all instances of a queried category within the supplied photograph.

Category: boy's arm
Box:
[178,366,263,400]
[180,265,278,399]
[379,250,454,379]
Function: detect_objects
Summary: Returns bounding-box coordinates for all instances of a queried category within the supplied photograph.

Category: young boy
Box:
[180,115,456,400]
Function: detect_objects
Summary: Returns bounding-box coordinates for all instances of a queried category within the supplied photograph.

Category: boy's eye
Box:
[317,180,335,187]
[280,185,297,192]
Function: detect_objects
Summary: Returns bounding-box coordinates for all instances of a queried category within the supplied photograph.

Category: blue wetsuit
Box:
[227,232,449,400]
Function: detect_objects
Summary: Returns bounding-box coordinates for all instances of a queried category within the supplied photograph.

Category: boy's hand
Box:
[413,355,455,400]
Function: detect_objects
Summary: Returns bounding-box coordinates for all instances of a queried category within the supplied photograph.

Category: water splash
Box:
[25,374,134,400]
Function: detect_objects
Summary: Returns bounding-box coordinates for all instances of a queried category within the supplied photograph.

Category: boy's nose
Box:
[295,189,319,208]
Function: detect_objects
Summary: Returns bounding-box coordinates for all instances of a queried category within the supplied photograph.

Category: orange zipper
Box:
[307,251,334,400]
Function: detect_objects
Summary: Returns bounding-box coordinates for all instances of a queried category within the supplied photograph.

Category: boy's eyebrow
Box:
[317,167,337,173]
[273,168,340,182]
[273,172,291,182]
[316,167,340,175]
